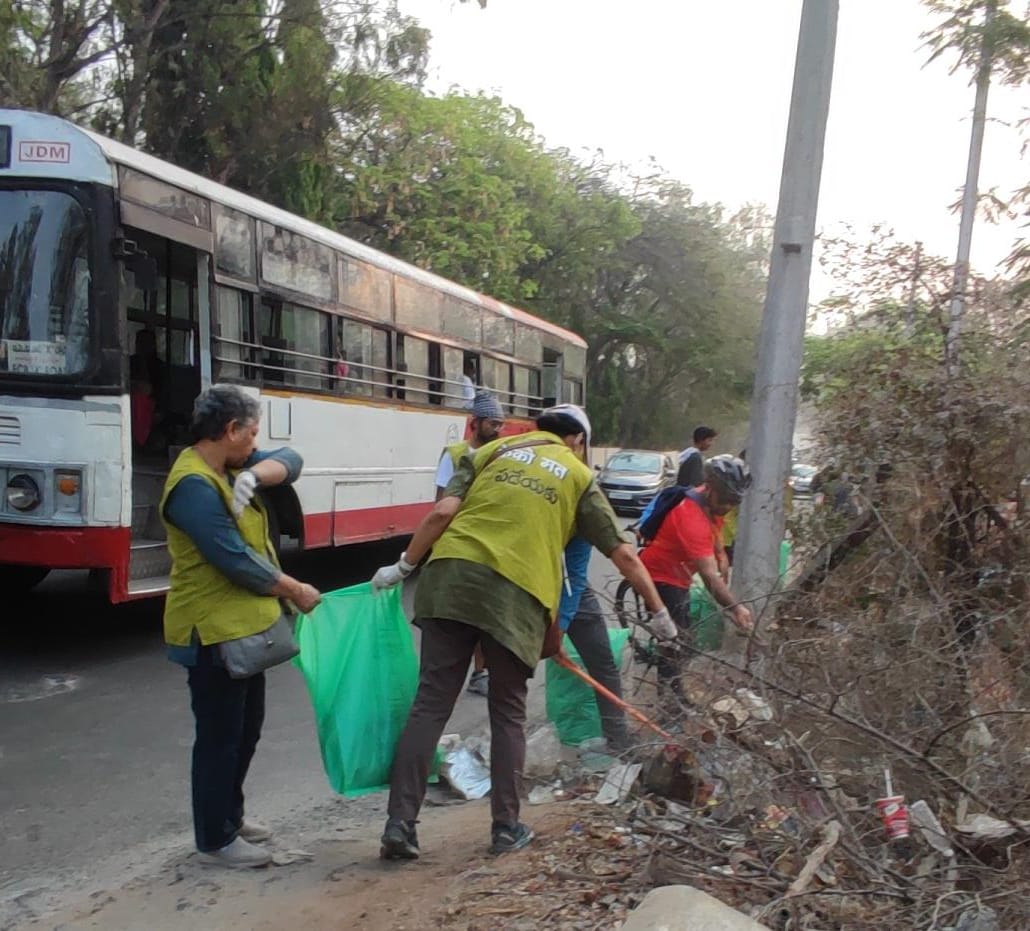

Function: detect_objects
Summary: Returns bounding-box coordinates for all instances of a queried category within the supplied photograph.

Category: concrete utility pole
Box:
[945,1,995,380]
[732,0,839,628]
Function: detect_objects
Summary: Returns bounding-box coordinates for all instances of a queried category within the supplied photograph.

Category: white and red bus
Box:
[0,110,587,601]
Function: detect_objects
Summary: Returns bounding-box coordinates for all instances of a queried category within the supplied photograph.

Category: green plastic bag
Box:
[545,628,631,746]
[294,582,419,797]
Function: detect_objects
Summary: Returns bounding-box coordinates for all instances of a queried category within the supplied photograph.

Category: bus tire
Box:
[1,565,50,592]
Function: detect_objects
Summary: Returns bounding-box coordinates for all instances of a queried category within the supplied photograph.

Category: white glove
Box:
[371,553,417,591]
[648,607,678,641]
[231,470,259,518]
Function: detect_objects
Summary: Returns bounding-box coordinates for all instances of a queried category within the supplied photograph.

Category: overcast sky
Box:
[396,0,1027,300]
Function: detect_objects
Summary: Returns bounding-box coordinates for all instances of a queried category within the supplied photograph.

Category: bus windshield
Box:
[0,189,91,377]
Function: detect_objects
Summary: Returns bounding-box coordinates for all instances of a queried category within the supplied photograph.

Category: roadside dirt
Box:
[38,796,644,931]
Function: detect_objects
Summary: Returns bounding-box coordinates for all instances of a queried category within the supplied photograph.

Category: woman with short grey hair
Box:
[161,384,321,868]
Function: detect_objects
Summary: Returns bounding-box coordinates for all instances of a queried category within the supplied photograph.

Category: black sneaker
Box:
[490,822,534,855]
[380,818,419,860]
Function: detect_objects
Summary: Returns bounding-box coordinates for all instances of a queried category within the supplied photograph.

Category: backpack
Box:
[637,486,710,544]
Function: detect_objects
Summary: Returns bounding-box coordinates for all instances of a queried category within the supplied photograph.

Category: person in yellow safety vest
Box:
[434,390,507,697]
[161,385,321,869]
[435,393,505,691]
[434,391,507,500]
[371,404,674,861]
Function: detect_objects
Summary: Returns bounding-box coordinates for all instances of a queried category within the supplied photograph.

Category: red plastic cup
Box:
[876,795,910,839]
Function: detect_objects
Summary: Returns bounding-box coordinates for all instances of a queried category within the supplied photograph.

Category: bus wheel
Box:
[0,565,50,592]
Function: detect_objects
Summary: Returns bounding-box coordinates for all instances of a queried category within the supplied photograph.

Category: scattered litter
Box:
[528,784,558,805]
[875,768,910,840]
[734,688,773,721]
[270,848,314,866]
[524,724,562,777]
[595,763,643,805]
[440,746,491,800]
[578,736,617,773]
[711,696,750,728]
[909,800,954,856]
[954,813,1030,841]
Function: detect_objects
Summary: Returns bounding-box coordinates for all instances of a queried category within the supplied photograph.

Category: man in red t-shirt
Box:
[640,455,754,649]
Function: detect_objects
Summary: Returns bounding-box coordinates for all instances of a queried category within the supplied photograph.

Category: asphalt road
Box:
[0,535,629,927]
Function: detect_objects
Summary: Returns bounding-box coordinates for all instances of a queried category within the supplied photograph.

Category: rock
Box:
[620,885,770,931]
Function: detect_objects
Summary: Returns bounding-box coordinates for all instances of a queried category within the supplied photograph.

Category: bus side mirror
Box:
[114,237,159,291]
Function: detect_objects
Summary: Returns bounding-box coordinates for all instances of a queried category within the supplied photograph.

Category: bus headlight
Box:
[7,474,41,511]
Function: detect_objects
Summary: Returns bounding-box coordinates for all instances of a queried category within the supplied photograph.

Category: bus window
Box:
[213,287,255,381]
[460,352,479,410]
[215,206,255,281]
[371,327,390,399]
[260,223,333,302]
[562,378,583,405]
[542,348,562,407]
[511,365,542,416]
[0,190,91,377]
[260,300,330,390]
[401,335,429,405]
[442,345,464,406]
[528,367,542,415]
[512,365,530,416]
[428,343,443,405]
[334,317,376,397]
[480,357,510,404]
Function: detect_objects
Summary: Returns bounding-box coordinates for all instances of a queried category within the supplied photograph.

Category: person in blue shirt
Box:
[558,534,631,750]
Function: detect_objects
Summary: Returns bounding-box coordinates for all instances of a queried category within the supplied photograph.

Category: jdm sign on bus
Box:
[19,141,71,163]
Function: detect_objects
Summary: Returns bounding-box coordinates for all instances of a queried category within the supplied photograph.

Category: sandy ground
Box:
[36,798,605,931]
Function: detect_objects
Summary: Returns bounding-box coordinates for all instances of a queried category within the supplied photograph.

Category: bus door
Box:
[122,228,207,593]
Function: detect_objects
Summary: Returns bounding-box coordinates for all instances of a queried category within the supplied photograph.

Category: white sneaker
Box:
[197,836,272,869]
[239,820,273,843]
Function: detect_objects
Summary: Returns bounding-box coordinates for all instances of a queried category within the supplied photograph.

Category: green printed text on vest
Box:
[161,448,282,647]
[428,431,592,613]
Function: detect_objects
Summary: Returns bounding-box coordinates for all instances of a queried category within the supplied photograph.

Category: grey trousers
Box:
[565,588,629,748]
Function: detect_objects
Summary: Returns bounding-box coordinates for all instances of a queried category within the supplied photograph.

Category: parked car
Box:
[788,463,819,497]
[598,450,677,515]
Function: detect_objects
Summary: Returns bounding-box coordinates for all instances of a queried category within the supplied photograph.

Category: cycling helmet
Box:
[704,454,751,502]
[538,403,591,446]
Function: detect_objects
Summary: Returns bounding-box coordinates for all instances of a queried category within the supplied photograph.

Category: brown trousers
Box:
[387,617,532,827]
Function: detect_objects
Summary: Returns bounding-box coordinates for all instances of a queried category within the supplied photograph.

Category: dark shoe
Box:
[380,818,419,860]
[490,822,534,855]
[466,670,489,697]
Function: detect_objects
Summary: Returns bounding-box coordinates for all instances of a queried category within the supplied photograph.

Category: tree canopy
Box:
[0,0,769,445]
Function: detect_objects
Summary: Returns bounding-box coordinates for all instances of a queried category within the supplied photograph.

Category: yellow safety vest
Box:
[160,447,282,647]
[444,440,470,468]
[429,431,592,613]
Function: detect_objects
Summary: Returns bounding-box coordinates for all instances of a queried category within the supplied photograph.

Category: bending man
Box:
[372,404,671,860]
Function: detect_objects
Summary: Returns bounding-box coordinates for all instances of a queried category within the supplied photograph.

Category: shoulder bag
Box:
[219,610,299,679]
[217,484,301,679]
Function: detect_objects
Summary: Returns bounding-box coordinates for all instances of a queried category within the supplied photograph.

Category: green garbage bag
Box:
[294,582,419,797]
[690,540,792,650]
[545,628,631,746]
